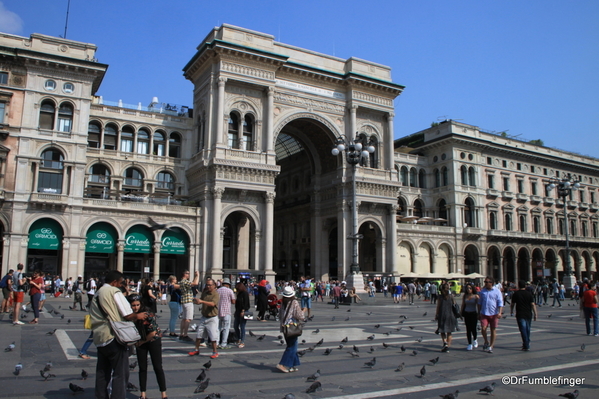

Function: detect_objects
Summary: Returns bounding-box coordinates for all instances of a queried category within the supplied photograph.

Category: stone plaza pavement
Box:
[0,293,596,398]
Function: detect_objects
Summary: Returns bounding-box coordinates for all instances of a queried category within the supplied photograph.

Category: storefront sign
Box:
[124,226,153,253]
[28,219,62,250]
[86,223,116,253]
[160,229,188,254]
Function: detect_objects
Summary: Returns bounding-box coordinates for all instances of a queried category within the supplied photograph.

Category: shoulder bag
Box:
[451,297,461,319]
[282,300,303,339]
[95,295,141,346]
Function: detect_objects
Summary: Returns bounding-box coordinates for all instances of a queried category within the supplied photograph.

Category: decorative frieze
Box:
[273,92,345,114]
[354,91,393,107]
[222,61,274,80]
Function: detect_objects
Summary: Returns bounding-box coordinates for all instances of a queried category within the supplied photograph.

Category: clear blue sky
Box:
[2,0,598,156]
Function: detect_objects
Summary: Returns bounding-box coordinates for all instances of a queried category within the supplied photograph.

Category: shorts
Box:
[40,293,46,301]
[2,288,10,299]
[13,291,24,303]
[480,314,500,329]
[195,316,219,341]
[182,302,194,320]
[301,296,312,309]
[161,293,167,301]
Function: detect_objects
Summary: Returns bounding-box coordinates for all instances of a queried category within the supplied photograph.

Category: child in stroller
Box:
[266,294,281,320]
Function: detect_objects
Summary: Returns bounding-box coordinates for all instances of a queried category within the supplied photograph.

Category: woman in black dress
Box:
[435,283,457,352]
[141,278,157,314]
[257,280,269,321]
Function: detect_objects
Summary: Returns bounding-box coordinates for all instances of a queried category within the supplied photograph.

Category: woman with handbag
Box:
[127,294,168,399]
[276,286,305,373]
[234,282,250,348]
[435,283,458,352]
[460,283,480,350]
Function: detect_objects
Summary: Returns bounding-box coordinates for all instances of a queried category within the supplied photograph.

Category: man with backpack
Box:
[12,263,27,325]
[86,277,97,309]
[71,275,85,311]
[1,269,14,313]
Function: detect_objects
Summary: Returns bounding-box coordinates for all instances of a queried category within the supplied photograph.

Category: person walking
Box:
[217,278,235,349]
[90,270,148,399]
[331,282,341,308]
[234,282,250,348]
[478,276,504,354]
[1,269,14,313]
[430,282,438,305]
[140,278,157,314]
[71,276,85,311]
[173,270,199,341]
[256,280,269,321]
[460,283,479,350]
[86,277,97,309]
[435,283,458,352]
[188,278,220,359]
[11,263,26,325]
[550,278,562,308]
[582,282,598,336]
[300,276,313,318]
[167,275,181,337]
[407,281,416,305]
[276,286,305,373]
[510,280,537,351]
[27,270,44,324]
[127,294,168,399]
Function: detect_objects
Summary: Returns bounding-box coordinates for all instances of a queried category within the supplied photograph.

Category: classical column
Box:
[264,192,275,273]
[153,243,161,282]
[211,188,224,276]
[431,251,437,274]
[379,237,386,273]
[78,241,86,279]
[117,241,125,272]
[349,105,358,140]
[386,113,395,170]
[388,204,398,275]
[411,251,418,273]
[61,239,70,281]
[266,87,275,152]
[215,77,227,146]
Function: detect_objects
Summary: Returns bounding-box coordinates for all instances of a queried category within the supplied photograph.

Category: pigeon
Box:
[248,330,256,337]
[301,339,306,344]
[348,351,360,357]
[368,346,375,353]
[338,344,344,349]
[395,362,405,372]
[384,331,392,336]
[347,309,351,312]
[306,381,321,393]
[312,329,320,334]
[353,345,360,352]
[58,306,61,309]
[307,346,315,352]
[423,312,428,317]
[439,390,459,399]
[331,316,336,321]
[13,363,22,376]
[46,329,57,335]
[257,334,266,341]
[81,369,88,380]
[127,382,139,391]
[196,369,207,382]
[203,360,212,370]
[412,350,418,356]
[5,342,15,352]
[558,390,579,399]
[148,217,172,231]
[419,365,426,378]
[297,350,307,357]
[192,378,211,393]
[40,369,56,381]
[374,324,381,328]
[429,356,439,365]
[306,369,320,382]
[283,394,296,399]
[129,361,137,370]
[399,320,404,324]
[277,335,283,340]
[68,319,71,324]
[547,314,552,318]
[400,345,406,353]
[479,382,496,395]
[203,394,221,399]
[416,337,423,343]
[345,317,351,321]
[580,343,585,352]
[366,311,373,315]
[279,340,285,345]
[364,357,376,368]
[409,326,415,330]
[316,338,324,346]
[43,363,52,372]
[69,383,85,394]
[341,337,348,343]
[382,342,389,349]
[323,348,332,355]
[367,334,375,341]
[61,315,65,320]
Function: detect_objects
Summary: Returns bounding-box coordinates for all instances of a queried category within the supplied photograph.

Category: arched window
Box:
[442,166,448,186]
[464,198,475,227]
[519,215,527,232]
[156,171,175,191]
[120,126,134,152]
[88,121,101,148]
[461,165,468,185]
[39,99,56,130]
[570,220,577,236]
[368,136,378,168]
[153,131,165,156]
[558,218,564,235]
[592,222,598,238]
[468,167,476,187]
[123,168,143,189]
[505,214,512,231]
[196,115,204,153]
[137,128,150,154]
[434,169,440,188]
[242,114,254,151]
[86,163,110,198]
[400,166,408,186]
[38,149,64,193]
[546,217,553,234]
[419,169,426,188]
[489,211,497,230]
[581,221,588,237]
[438,199,447,221]
[533,216,540,233]
[397,197,407,218]
[409,168,417,187]
[228,113,239,148]
[57,102,73,132]
[104,124,117,150]
[169,132,181,158]
[413,199,424,218]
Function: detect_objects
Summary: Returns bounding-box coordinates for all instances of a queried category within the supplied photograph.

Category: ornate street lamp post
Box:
[546,176,580,289]
[331,133,375,286]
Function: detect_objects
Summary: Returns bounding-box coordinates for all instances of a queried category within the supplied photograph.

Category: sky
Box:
[1,0,598,156]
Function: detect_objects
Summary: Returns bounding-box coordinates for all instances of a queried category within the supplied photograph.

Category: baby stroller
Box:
[266,294,281,321]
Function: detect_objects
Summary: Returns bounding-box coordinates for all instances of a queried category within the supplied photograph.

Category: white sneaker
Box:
[473,339,479,348]
[466,344,473,351]
[21,305,26,311]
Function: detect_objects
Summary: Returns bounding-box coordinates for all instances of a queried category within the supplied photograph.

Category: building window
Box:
[579,190,585,203]
[570,220,577,236]
[123,168,143,188]
[419,169,426,188]
[0,102,5,124]
[543,168,548,175]
[546,218,553,234]
[368,136,379,168]
[413,199,424,218]
[517,163,522,170]
[489,211,497,230]
[57,102,73,132]
[38,149,64,194]
[442,167,448,186]
[592,222,598,238]
[464,198,475,227]
[581,221,588,237]
[519,215,527,232]
[505,214,512,231]
[558,219,564,235]
[228,113,239,148]
[468,167,476,187]
[434,169,440,188]
[63,82,74,93]
[0,72,8,85]
[104,124,117,150]
[86,164,110,198]
[461,165,468,185]
[400,166,408,186]
[488,174,494,189]
[502,160,507,168]
[88,122,101,148]
[531,166,535,173]
[531,181,538,196]
[487,157,492,165]
[39,99,56,129]
[120,126,134,152]
[153,131,165,156]
[242,114,254,151]
[410,168,417,187]
[517,180,524,194]
[591,191,596,203]
[503,177,510,191]
[438,199,447,221]
[156,171,175,191]
[533,216,540,233]
[137,129,150,154]
[44,79,56,91]
[169,132,181,158]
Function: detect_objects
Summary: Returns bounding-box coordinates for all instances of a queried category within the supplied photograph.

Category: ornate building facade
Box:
[0,25,597,284]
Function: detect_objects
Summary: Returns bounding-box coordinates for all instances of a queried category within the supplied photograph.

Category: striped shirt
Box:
[179,279,193,304]
[217,286,235,317]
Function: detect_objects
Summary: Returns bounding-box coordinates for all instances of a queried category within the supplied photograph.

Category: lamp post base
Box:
[345,272,367,294]
[562,274,576,291]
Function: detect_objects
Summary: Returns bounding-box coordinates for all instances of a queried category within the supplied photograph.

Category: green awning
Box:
[160,228,188,254]
[86,222,117,253]
[124,225,153,253]
[28,219,63,250]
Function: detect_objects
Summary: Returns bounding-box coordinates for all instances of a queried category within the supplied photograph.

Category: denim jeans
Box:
[219,314,231,346]
[80,332,94,355]
[168,301,179,333]
[551,293,561,306]
[516,317,532,349]
[234,313,247,343]
[30,293,41,320]
[279,335,300,368]
[584,307,599,335]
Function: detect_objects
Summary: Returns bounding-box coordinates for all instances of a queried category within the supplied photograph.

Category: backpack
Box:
[0,274,9,289]
[85,279,92,292]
